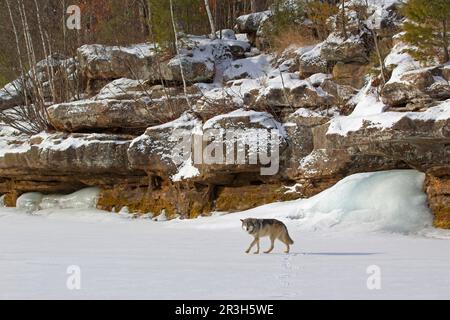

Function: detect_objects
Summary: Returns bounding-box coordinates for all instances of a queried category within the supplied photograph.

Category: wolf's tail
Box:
[285,229,294,245]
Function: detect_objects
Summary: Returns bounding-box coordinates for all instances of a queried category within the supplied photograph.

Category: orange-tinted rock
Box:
[425,173,450,229]
[215,184,301,212]
[97,181,214,218]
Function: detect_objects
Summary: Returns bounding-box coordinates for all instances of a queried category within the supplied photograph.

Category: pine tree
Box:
[147,0,210,50]
[401,0,450,64]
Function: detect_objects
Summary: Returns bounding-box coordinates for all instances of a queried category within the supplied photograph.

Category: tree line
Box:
[0,0,448,87]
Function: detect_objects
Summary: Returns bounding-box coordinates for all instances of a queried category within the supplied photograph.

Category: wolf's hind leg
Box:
[264,236,275,254]
[279,237,290,253]
[279,233,291,254]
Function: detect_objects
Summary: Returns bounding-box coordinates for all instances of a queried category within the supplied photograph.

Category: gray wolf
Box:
[241,218,294,254]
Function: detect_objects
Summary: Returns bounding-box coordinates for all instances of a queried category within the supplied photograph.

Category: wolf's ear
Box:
[240,219,244,222]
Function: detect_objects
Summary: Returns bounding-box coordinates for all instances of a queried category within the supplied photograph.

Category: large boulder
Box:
[235,11,272,47]
[95,78,200,101]
[258,73,335,111]
[158,36,251,83]
[193,109,287,183]
[94,78,152,100]
[48,99,186,133]
[128,113,202,179]
[364,1,403,38]
[381,66,450,108]
[235,11,272,34]
[282,108,331,179]
[77,43,156,80]
[223,54,272,82]
[78,37,251,91]
[320,8,372,64]
[192,79,262,121]
[321,33,370,64]
[319,79,358,109]
[160,55,215,83]
[48,81,200,133]
[298,43,329,78]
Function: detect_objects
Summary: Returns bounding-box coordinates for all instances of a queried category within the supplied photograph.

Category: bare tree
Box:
[169,0,192,109]
[204,0,217,39]
[341,0,348,40]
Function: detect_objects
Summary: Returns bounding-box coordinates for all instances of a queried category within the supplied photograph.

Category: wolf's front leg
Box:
[246,238,257,254]
[254,238,260,254]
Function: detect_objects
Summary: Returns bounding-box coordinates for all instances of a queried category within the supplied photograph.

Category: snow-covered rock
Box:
[298,43,329,78]
[381,65,450,108]
[223,54,272,81]
[283,108,332,178]
[321,33,370,64]
[193,79,264,120]
[94,78,150,100]
[235,11,272,34]
[194,109,287,181]
[48,83,200,133]
[77,43,157,80]
[365,0,402,37]
[316,100,450,178]
[161,35,251,83]
[49,99,175,133]
[128,113,203,178]
[258,72,335,110]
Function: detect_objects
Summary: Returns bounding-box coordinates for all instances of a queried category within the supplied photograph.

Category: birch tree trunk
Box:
[169,0,191,108]
[204,0,216,39]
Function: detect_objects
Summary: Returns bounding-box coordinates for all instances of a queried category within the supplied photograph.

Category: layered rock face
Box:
[48,81,200,134]
[0,3,449,226]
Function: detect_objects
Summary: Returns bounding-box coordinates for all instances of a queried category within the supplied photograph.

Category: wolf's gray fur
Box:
[241,218,294,254]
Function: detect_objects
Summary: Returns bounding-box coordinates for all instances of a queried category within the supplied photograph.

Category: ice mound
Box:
[194,170,433,234]
[290,170,432,233]
[16,187,100,213]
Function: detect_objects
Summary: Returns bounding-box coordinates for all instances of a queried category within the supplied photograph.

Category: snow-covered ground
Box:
[1,170,450,299]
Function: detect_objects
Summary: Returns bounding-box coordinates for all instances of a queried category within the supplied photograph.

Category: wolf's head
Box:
[241,218,258,234]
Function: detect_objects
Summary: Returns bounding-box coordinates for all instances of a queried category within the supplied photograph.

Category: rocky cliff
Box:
[0,1,449,226]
